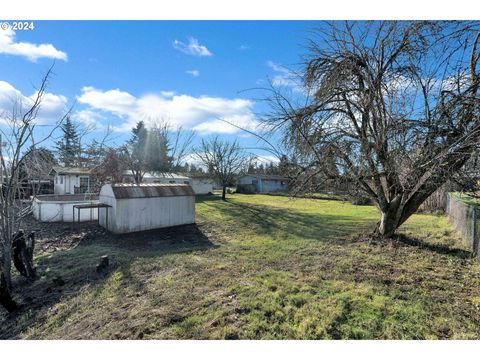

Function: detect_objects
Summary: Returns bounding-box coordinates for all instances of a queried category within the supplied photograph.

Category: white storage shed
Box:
[99,183,196,234]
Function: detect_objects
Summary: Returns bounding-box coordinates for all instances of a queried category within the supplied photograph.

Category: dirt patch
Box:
[22,216,215,254]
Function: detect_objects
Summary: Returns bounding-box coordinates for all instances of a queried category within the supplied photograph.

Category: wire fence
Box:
[446,193,480,257]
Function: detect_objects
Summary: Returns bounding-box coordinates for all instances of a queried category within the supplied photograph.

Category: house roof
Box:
[242,174,291,181]
[109,183,195,199]
[50,166,92,175]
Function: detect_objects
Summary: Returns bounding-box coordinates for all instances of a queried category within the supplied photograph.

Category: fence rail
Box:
[446,193,480,257]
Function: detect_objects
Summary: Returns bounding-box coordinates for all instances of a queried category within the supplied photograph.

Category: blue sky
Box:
[0,21,317,164]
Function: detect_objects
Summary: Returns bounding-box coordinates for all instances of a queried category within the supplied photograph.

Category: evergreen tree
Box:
[258,163,265,174]
[267,162,275,175]
[278,155,290,175]
[145,124,172,173]
[56,116,81,167]
[127,121,148,183]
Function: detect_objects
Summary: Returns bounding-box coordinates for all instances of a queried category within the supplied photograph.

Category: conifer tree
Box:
[56,116,81,167]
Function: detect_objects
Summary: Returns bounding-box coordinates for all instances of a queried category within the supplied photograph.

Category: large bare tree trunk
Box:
[375,191,433,238]
[376,212,400,238]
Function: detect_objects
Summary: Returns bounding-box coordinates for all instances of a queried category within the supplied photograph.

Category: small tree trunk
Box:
[222,185,227,201]
[2,246,13,289]
[0,271,17,312]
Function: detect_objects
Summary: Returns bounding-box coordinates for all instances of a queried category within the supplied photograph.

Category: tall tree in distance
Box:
[195,137,251,200]
[125,120,195,183]
[126,121,148,183]
[56,116,81,167]
[264,21,480,238]
[144,121,172,173]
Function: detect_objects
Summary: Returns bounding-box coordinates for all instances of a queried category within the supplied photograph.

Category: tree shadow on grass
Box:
[208,198,377,243]
[200,196,472,258]
[393,234,472,259]
[0,223,215,339]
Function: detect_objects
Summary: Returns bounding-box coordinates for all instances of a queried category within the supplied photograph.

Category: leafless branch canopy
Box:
[194,137,252,199]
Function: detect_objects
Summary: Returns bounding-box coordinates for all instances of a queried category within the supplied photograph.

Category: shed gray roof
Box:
[110,183,195,199]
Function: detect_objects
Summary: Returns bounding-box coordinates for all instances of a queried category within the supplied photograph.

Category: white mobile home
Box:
[99,183,195,234]
[122,171,214,195]
[237,174,290,193]
[50,167,92,195]
[189,177,215,195]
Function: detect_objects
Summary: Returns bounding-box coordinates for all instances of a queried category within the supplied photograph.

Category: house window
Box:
[169,180,176,184]
[60,176,63,184]
[79,177,89,193]
[252,180,258,185]
[184,181,190,184]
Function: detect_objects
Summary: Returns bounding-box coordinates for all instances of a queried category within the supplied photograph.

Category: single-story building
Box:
[188,176,215,195]
[50,166,92,195]
[122,171,214,195]
[237,174,290,193]
[99,183,195,234]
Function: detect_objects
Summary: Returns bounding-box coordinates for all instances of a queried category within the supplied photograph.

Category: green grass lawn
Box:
[2,193,480,339]
[451,192,480,206]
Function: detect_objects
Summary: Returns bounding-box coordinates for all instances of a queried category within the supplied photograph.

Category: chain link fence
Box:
[446,193,480,257]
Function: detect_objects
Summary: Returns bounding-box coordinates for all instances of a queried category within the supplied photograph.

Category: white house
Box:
[122,171,214,195]
[237,174,290,193]
[99,183,195,234]
[50,167,92,195]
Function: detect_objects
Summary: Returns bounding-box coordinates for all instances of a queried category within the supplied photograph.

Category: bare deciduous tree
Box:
[0,67,67,311]
[195,137,251,200]
[264,21,480,238]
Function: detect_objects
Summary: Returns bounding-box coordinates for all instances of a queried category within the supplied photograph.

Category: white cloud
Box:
[76,87,136,117]
[182,152,204,167]
[0,29,67,62]
[0,80,68,124]
[173,37,213,57]
[77,86,258,134]
[161,91,176,98]
[267,60,300,89]
[256,154,280,165]
[186,69,200,77]
[239,44,250,51]
[72,109,105,129]
[192,116,257,135]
